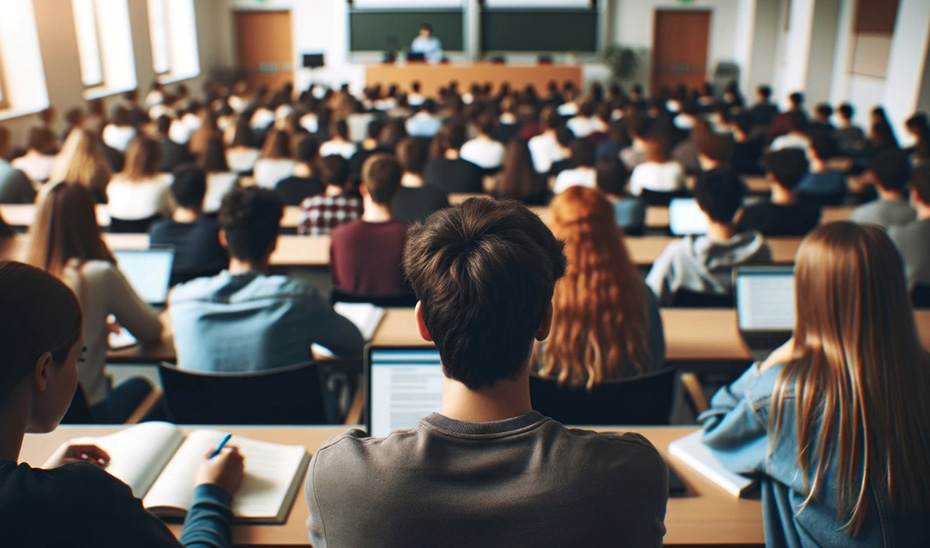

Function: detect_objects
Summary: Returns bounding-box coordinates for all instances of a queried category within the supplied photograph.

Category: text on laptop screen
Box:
[669,198,708,236]
[112,248,175,305]
[736,269,795,331]
[369,348,443,438]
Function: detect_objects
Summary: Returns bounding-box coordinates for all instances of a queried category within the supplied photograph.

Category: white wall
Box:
[883,0,930,143]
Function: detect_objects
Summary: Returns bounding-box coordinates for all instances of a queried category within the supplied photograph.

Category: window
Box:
[73,0,105,87]
[73,0,136,97]
[0,0,48,118]
[149,0,200,82]
[148,0,171,75]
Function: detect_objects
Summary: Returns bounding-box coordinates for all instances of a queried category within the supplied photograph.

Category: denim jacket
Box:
[169,271,364,372]
[699,363,930,548]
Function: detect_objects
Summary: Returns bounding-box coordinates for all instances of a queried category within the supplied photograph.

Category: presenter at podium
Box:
[411,23,442,63]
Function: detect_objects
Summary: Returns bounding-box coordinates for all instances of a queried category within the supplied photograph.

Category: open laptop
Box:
[112,246,176,308]
[365,346,444,438]
[735,266,795,361]
[668,198,708,236]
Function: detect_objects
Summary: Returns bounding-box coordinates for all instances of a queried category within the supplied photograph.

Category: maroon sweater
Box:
[330,219,408,296]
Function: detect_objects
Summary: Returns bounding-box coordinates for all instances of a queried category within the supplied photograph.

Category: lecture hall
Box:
[1,0,930,546]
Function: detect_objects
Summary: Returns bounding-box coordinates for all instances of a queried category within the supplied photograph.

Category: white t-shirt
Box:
[553,168,597,195]
[566,116,601,138]
[299,113,319,134]
[102,125,137,153]
[528,133,566,174]
[204,172,239,213]
[320,141,358,160]
[226,148,261,174]
[11,154,55,183]
[629,161,687,196]
[106,173,174,220]
[460,138,505,170]
[253,159,297,189]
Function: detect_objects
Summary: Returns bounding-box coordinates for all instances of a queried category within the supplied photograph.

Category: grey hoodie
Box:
[646,231,772,305]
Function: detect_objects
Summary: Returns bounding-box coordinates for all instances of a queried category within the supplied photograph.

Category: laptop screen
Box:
[112,247,175,306]
[669,198,708,236]
[367,347,443,438]
[736,267,796,331]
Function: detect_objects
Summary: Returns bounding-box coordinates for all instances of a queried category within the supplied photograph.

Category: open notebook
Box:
[72,422,311,523]
[668,430,758,498]
[312,303,386,358]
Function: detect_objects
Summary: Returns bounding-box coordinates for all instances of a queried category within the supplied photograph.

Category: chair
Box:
[913,284,930,309]
[529,368,677,425]
[639,189,692,207]
[157,361,328,424]
[109,216,160,233]
[60,384,162,425]
[669,289,735,308]
[330,287,417,308]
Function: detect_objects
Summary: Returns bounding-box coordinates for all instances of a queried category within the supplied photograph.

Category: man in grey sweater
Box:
[305,199,669,547]
[889,164,930,291]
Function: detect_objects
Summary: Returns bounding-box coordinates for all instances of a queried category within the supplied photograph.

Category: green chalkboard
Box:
[349,10,464,52]
[481,10,598,53]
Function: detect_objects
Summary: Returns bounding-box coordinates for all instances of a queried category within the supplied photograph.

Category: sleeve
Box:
[629,167,644,196]
[644,241,679,306]
[105,264,164,344]
[178,484,234,548]
[306,291,364,358]
[305,452,327,548]
[697,363,769,475]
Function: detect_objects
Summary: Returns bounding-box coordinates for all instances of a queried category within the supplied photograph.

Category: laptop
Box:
[734,266,795,361]
[112,246,175,308]
[365,346,443,438]
[668,198,708,236]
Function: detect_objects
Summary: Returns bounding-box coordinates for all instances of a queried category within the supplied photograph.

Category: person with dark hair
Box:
[0,260,244,547]
[905,112,930,164]
[806,103,837,157]
[154,115,194,173]
[553,139,598,194]
[274,135,324,206]
[107,136,174,232]
[770,91,806,138]
[528,106,567,174]
[170,186,363,373]
[887,164,930,293]
[770,111,811,153]
[12,127,57,183]
[695,128,733,172]
[795,136,848,204]
[348,118,392,184]
[149,167,229,285]
[868,107,900,153]
[101,107,138,153]
[835,103,866,156]
[200,136,238,214]
[410,22,442,63]
[253,129,297,189]
[647,169,771,304]
[392,137,449,224]
[490,138,549,206]
[0,126,36,203]
[225,116,261,174]
[405,100,442,138]
[566,100,604,138]
[849,149,916,228]
[729,113,765,175]
[299,155,363,235]
[320,119,357,160]
[738,149,821,236]
[330,154,409,297]
[460,114,506,171]
[596,156,645,234]
[748,85,778,128]
[306,198,668,547]
[629,134,687,196]
[424,122,484,193]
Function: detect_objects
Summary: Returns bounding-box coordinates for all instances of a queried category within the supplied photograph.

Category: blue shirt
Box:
[169,271,363,372]
[410,36,442,62]
[700,363,930,547]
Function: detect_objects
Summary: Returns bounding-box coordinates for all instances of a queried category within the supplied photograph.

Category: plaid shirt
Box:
[299,194,364,235]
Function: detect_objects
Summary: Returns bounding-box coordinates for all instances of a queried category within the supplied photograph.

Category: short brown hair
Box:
[396,137,428,174]
[403,199,567,389]
[912,163,930,206]
[362,154,402,205]
[696,130,733,164]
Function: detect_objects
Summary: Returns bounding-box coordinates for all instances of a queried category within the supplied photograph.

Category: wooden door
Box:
[234,10,294,92]
[651,10,711,93]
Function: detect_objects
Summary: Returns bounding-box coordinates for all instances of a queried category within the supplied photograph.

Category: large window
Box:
[73,0,104,87]
[73,0,136,96]
[149,0,200,82]
[0,0,48,117]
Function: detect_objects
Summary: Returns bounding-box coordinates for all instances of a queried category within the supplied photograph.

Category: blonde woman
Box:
[48,128,112,203]
[106,136,173,232]
[535,186,664,389]
[702,222,930,544]
[253,129,296,189]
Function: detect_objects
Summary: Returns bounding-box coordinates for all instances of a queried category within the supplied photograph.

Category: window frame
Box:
[73,0,107,89]
[148,0,172,76]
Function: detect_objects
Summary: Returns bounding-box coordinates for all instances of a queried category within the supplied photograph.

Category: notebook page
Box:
[72,422,185,498]
[143,429,226,513]
[226,436,309,521]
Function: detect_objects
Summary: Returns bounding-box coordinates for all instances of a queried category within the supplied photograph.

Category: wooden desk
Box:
[643,206,853,229]
[1,203,111,228]
[365,63,582,97]
[18,425,764,546]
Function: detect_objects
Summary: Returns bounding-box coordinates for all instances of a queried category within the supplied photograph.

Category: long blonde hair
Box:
[120,136,162,182]
[536,186,651,389]
[773,222,930,534]
[49,128,112,197]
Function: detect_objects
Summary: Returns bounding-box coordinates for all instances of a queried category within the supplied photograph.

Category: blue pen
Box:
[209,433,232,459]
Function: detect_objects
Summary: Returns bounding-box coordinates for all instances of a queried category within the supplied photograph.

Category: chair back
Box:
[669,288,735,308]
[913,284,930,309]
[529,368,677,425]
[330,287,417,308]
[158,361,327,424]
[640,188,692,207]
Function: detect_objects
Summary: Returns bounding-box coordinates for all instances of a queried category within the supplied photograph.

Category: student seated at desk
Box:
[552,139,598,194]
[330,154,408,298]
[738,149,821,237]
[0,126,37,204]
[48,128,114,204]
[253,130,297,190]
[849,149,916,229]
[392,137,449,225]
[490,138,550,206]
[424,121,484,194]
[0,260,243,548]
[170,187,363,372]
[306,198,668,547]
[460,114,505,172]
[149,168,228,286]
[647,169,771,305]
[889,164,930,292]
[299,154,363,236]
[700,222,930,547]
[12,127,57,184]
[107,137,174,233]
[595,156,645,234]
[536,186,663,387]
[274,136,324,206]
[796,136,847,205]
[347,118,391,185]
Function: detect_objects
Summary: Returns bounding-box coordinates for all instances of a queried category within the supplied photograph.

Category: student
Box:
[566,100,602,139]
[348,118,391,184]
[739,149,821,237]
[889,164,930,291]
[319,119,357,160]
[170,187,363,372]
[330,155,408,297]
[905,112,930,165]
[150,168,229,286]
[12,127,57,184]
[299,155,363,236]
[646,169,771,305]
[747,85,777,128]
[26,183,162,423]
[806,103,837,158]
[405,100,441,138]
[306,198,668,547]
[700,222,930,546]
[274,135,324,206]
[835,103,866,157]
[101,107,138,154]
[629,135,687,197]
[392,137,449,225]
[769,92,806,138]
[0,126,36,204]
[595,156,644,234]
[536,186,663,388]
[849,149,916,228]
[460,114,505,172]
[796,136,847,205]
[154,115,194,174]
[0,260,243,547]
[48,128,113,204]
[553,139,598,194]
[107,136,174,233]
[224,117,261,174]
[0,212,14,258]
[769,111,812,153]
[410,23,442,63]
[200,136,239,214]
[490,138,550,206]
[424,122,484,194]
[528,106,567,174]
[253,129,297,189]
